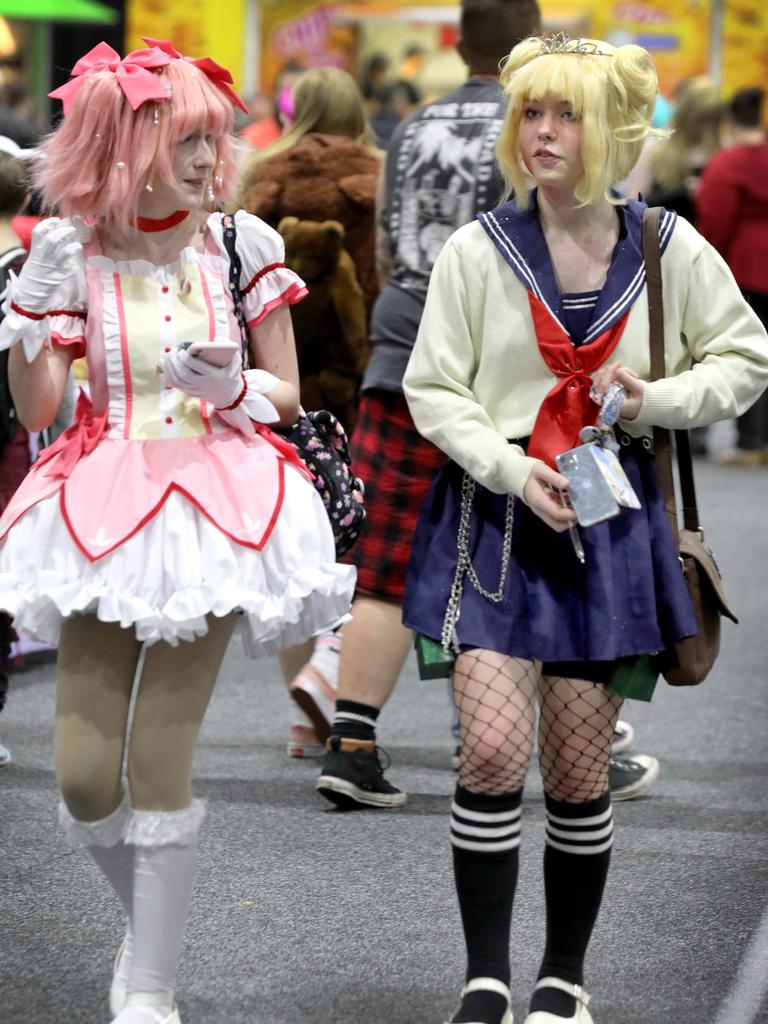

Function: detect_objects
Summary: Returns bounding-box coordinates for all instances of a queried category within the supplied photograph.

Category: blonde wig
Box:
[496,35,662,209]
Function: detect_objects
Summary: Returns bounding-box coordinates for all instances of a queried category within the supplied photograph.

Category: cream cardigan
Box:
[403,216,768,498]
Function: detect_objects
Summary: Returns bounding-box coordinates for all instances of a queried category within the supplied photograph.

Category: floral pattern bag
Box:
[221,214,366,557]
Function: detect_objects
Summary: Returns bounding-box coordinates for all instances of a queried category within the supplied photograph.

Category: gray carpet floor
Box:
[1,458,767,1024]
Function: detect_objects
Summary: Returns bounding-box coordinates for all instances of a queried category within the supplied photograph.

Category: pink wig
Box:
[39,57,239,227]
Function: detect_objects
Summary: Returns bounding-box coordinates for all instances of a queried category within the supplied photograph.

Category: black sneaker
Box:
[609,754,659,801]
[316,737,407,809]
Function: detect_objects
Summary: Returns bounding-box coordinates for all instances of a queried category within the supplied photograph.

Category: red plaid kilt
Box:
[345,388,447,602]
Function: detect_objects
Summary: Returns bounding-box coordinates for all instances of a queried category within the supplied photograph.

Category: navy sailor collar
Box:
[478,190,677,344]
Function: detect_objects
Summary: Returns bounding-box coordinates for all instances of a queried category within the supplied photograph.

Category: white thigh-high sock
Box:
[59,794,135,990]
[112,801,205,1021]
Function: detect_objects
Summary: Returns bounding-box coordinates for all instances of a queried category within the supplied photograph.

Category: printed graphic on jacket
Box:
[387,85,505,293]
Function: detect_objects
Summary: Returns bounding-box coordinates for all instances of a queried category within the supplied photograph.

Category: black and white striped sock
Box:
[531,791,614,1018]
[330,699,379,742]
[451,786,523,855]
[450,785,522,1022]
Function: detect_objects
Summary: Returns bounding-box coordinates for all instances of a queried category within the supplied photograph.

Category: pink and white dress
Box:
[0,212,356,652]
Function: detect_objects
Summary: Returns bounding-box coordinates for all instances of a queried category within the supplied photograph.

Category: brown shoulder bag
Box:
[642,205,738,685]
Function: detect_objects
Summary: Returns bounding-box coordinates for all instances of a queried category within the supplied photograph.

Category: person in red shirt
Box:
[696,87,768,464]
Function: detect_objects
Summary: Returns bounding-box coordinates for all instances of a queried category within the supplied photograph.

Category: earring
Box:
[207,182,216,204]
[152,105,160,126]
[145,180,154,193]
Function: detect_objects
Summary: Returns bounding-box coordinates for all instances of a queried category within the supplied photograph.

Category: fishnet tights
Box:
[453,650,622,802]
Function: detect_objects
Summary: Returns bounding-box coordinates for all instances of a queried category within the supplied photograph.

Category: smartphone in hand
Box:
[178,339,239,367]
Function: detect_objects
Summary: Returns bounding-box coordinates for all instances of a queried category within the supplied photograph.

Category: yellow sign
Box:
[126,0,246,88]
[259,1,349,90]
[722,0,768,96]
[590,0,711,98]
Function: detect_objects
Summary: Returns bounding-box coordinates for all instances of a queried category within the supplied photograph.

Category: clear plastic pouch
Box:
[555,443,640,527]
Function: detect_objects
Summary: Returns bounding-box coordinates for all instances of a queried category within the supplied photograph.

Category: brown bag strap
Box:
[642,207,701,541]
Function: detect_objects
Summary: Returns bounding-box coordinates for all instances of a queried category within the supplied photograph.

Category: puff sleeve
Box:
[211,211,307,328]
[0,217,87,363]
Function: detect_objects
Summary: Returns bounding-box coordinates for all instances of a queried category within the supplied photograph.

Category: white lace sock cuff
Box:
[58,790,132,848]
[124,799,206,848]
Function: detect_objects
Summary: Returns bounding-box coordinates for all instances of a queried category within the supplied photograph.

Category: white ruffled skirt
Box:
[0,468,356,654]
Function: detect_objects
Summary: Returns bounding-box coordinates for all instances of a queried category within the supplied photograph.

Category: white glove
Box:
[0,217,88,362]
[161,346,281,436]
[161,346,244,407]
[12,217,84,315]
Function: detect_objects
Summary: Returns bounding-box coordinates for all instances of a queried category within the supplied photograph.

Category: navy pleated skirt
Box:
[402,436,698,682]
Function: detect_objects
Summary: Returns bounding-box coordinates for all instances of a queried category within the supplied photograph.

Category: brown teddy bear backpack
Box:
[220,213,366,557]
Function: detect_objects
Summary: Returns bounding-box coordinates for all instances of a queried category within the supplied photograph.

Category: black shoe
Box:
[316,737,407,809]
[609,754,659,801]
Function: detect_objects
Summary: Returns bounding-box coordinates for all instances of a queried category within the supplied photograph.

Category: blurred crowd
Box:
[0,41,766,774]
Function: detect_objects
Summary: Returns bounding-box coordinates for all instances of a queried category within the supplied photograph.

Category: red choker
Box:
[134,210,191,232]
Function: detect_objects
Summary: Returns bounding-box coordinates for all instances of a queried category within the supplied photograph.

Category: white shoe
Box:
[289,665,336,742]
[445,977,514,1024]
[112,995,181,1023]
[109,935,130,1015]
[609,754,660,801]
[0,737,11,765]
[611,719,634,754]
[524,978,593,1024]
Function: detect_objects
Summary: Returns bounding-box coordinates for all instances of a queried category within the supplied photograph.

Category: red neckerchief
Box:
[526,291,629,467]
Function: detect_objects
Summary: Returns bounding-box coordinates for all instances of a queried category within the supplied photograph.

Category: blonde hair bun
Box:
[496,34,662,209]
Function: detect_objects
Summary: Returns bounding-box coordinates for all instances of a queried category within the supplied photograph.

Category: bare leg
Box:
[315,598,412,808]
[336,596,412,707]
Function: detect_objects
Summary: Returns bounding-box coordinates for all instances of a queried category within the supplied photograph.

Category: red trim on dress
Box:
[11,302,86,321]
[113,273,133,440]
[0,487,53,543]
[59,465,287,562]
[50,332,86,359]
[198,265,217,342]
[246,283,308,328]
[242,262,285,296]
[200,399,213,436]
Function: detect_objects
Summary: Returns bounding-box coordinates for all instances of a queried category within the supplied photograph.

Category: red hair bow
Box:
[143,36,250,113]
[48,41,171,116]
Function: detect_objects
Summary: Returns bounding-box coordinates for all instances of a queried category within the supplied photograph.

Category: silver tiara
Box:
[538,31,608,56]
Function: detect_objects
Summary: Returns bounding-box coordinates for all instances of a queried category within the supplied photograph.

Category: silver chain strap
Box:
[441,471,515,655]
